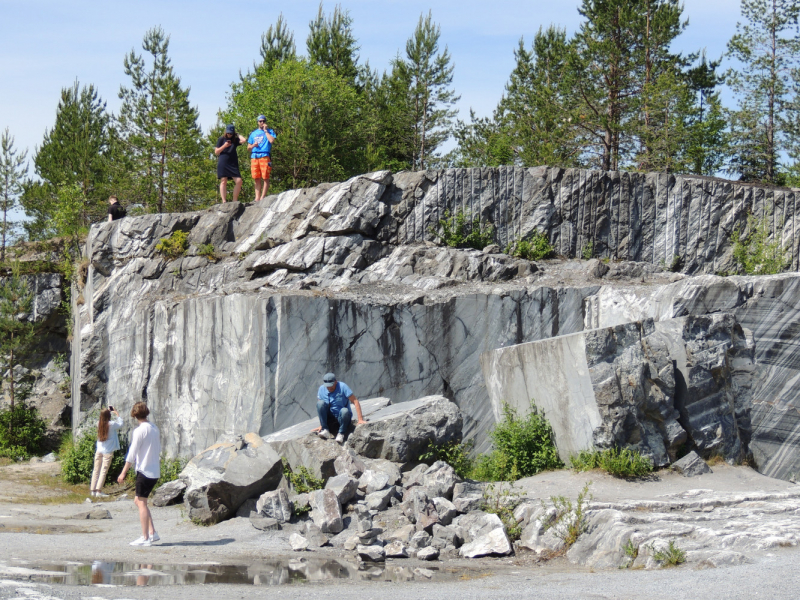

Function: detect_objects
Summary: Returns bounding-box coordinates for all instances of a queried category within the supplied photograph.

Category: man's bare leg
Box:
[232,178,243,202]
[254,178,263,202]
[263,177,270,197]
[136,496,155,538]
[219,178,228,203]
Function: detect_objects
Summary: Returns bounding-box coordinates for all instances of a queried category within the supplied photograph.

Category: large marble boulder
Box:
[481,314,753,466]
[181,433,284,525]
[345,396,463,463]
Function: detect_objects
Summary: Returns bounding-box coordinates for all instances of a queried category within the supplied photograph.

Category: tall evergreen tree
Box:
[117,27,210,213]
[20,81,111,239]
[0,265,35,414]
[0,129,27,260]
[395,12,460,170]
[726,0,800,183]
[259,14,296,71]
[684,51,728,175]
[307,3,360,83]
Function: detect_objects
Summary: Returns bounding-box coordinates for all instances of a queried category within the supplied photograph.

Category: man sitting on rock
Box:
[312,372,366,444]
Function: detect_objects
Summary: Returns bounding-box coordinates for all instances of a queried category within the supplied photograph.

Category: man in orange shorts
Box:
[247,115,276,201]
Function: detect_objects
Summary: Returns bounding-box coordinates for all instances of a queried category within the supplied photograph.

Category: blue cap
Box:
[257,115,266,122]
[225,124,235,134]
[323,373,336,385]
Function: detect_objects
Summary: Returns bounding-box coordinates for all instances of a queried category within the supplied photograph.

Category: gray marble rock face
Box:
[72,168,800,482]
[482,314,753,466]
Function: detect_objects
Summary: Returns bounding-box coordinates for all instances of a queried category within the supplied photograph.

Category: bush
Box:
[282,459,323,493]
[60,430,129,485]
[196,243,218,262]
[731,211,788,275]
[429,209,495,250]
[652,540,686,566]
[506,231,554,261]
[419,439,474,479]
[0,402,47,460]
[471,402,563,482]
[155,456,188,491]
[581,240,594,260]
[547,482,593,547]
[155,230,189,260]
[570,447,653,478]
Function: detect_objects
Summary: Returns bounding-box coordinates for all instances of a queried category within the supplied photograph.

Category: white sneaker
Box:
[96,492,110,498]
[150,532,160,542]
[318,429,331,440]
[335,433,344,444]
[129,536,149,546]
[90,491,97,498]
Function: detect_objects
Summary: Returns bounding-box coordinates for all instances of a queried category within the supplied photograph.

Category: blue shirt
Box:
[248,128,276,158]
[318,382,354,418]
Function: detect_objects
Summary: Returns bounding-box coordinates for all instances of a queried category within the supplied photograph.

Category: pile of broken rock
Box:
[151,395,514,561]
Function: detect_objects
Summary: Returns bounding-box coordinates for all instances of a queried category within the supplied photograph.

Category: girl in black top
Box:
[215,124,247,203]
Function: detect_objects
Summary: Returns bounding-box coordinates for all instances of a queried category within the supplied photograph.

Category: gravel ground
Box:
[1,462,799,599]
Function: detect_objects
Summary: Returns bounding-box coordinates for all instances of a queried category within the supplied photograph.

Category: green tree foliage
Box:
[0,128,27,260]
[393,12,460,170]
[53,183,89,254]
[684,52,729,175]
[224,58,367,191]
[21,81,111,239]
[307,3,360,84]
[258,13,296,71]
[0,401,46,460]
[117,27,213,213]
[0,266,36,414]
[726,0,800,183]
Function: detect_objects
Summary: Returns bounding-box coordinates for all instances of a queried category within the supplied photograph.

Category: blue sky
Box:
[1,0,742,168]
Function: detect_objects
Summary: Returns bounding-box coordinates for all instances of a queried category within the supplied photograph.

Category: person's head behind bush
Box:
[130,402,149,420]
[98,408,111,442]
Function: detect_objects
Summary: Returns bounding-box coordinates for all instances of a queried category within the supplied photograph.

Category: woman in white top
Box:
[90,407,123,498]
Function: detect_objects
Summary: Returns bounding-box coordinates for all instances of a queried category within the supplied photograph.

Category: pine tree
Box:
[307,3,360,84]
[0,129,27,261]
[496,28,583,167]
[396,12,460,170]
[726,0,800,183]
[684,52,728,175]
[0,265,35,415]
[20,81,111,239]
[117,27,209,213]
[259,14,296,71]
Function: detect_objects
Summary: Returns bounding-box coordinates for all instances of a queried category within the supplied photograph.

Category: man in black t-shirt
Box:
[107,196,126,223]
[215,124,247,203]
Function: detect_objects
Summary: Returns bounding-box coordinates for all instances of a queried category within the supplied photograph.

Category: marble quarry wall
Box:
[71,168,800,480]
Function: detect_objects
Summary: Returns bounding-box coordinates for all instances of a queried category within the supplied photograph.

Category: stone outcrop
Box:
[482,314,754,466]
[72,167,800,480]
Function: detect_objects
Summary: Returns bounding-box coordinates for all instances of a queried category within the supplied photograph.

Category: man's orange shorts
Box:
[251,157,272,180]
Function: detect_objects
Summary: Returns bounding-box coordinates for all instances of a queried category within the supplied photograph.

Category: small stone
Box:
[366,486,396,511]
[409,530,431,550]
[432,523,463,547]
[151,479,187,507]
[290,533,309,551]
[459,528,513,558]
[671,451,713,477]
[344,536,359,551]
[29,457,42,464]
[417,546,440,561]
[72,509,111,520]
[431,497,458,525]
[401,463,429,488]
[359,470,390,494]
[387,523,416,543]
[250,516,280,531]
[334,449,367,478]
[384,541,409,558]
[357,544,386,562]
[308,489,343,533]
[422,461,459,499]
[256,488,293,523]
[304,523,330,547]
[326,474,359,505]
[41,453,58,463]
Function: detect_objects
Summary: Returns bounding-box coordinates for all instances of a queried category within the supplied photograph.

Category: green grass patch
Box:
[506,231,554,261]
[282,459,323,493]
[652,540,686,566]
[570,448,654,478]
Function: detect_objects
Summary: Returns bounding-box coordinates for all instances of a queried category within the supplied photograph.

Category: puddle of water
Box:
[2,558,473,586]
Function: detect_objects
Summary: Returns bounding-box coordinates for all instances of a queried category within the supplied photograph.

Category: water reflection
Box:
[9,558,471,587]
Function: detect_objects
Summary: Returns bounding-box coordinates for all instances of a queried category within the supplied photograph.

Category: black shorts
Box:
[135,472,158,499]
